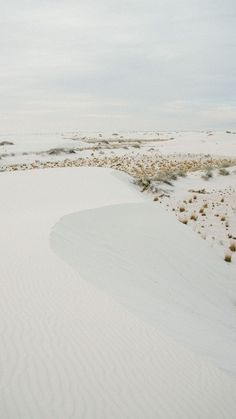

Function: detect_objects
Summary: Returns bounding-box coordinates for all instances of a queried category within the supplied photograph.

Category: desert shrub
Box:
[177,170,187,178]
[136,177,151,190]
[229,242,236,252]
[224,253,232,263]
[152,173,173,186]
[179,217,188,225]
[219,168,229,176]
[220,160,232,168]
[169,172,178,181]
[201,169,213,180]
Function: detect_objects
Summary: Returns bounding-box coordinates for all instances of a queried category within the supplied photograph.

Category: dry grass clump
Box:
[152,170,178,185]
[189,188,206,194]
[220,160,232,168]
[219,168,230,176]
[136,168,179,191]
[135,176,151,191]
[201,168,213,180]
[178,217,188,225]
[153,177,173,186]
[224,253,232,263]
[4,152,236,177]
[176,170,187,178]
[229,241,236,252]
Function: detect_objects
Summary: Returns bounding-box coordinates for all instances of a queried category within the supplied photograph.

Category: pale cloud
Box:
[0,0,236,132]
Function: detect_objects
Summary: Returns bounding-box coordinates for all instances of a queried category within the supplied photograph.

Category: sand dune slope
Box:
[51,202,236,375]
[0,167,236,418]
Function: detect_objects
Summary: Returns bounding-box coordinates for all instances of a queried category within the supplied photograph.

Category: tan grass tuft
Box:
[224,253,232,263]
[229,242,236,252]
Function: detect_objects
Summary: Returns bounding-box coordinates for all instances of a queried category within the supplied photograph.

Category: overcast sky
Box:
[1,0,236,133]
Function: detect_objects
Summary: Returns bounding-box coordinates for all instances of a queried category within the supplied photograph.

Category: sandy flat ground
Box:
[1,130,236,167]
[1,167,236,418]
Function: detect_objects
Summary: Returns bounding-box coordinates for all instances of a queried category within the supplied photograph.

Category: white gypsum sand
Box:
[1,167,236,418]
[1,130,236,168]
[51,201,236,374]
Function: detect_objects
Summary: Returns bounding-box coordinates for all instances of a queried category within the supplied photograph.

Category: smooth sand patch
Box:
[51,202,236,375]
[0,167,236,418]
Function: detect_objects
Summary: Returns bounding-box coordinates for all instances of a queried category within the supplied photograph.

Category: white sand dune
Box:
[1,167,236,418]
[51,202,236,374]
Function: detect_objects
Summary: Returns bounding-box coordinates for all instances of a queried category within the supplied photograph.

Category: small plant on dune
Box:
[221,216,226,222]
[221,198,224,203]
[177,170,187,178]
[203,202,208,208]
[199,208,204,214]
[224,253,232,263]
[189,188,206,194]
[201,169,213,181]
[193,194,197,200]
[190,213,198,221]
[229,241,236,252]
[179,206,186,212]
[219,168,229,176]
[136,177,151,191]
[188,198,193,203]
[221,160,232,168]
[152,173,173,186]
[169,172,178,181]
[179,217,188,225]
